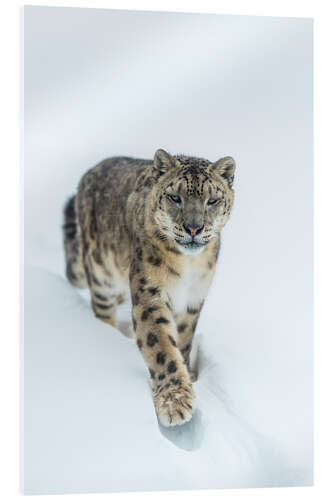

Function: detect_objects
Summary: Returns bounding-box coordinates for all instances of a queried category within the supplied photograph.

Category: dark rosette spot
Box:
[141,310,149,321]
[156,317,169,325]
[167,360,177,373]
[177,322,187,333]
[148,255,162,266]
[147,332,159,347]
[156,352,166,364]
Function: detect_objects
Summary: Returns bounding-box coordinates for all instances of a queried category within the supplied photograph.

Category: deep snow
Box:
[22,7,313,494]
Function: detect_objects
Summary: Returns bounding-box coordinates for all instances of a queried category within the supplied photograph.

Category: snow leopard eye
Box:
[168,194,181,204]
[207,198,219,205]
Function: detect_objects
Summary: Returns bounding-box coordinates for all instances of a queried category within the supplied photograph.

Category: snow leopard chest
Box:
[166,261,213,315]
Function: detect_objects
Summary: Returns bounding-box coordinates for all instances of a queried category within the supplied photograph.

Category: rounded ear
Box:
[153,149,175,174]
[211,156,236,188]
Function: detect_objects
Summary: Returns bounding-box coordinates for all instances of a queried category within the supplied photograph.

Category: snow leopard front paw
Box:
[153,378,195,427]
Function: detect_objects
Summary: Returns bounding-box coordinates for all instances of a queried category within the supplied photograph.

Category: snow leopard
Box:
[63,148,236,426]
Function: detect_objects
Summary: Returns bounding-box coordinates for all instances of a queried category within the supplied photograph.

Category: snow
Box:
[22,6,313,494]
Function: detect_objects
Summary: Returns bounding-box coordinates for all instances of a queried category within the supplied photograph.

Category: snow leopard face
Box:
[152,149,235,255]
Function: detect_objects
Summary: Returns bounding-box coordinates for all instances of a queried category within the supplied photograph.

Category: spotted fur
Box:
[63,149,235,426]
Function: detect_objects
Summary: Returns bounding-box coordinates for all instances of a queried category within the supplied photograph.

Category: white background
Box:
[0,0,327,497]
[22,5,313,495]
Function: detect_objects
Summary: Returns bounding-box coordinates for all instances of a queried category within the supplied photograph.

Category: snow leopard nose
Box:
[183,223,204,236]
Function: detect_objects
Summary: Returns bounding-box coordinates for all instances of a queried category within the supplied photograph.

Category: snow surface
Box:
[22,7,313,494]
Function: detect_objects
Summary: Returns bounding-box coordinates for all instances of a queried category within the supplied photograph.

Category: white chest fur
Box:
[166,257,213,315]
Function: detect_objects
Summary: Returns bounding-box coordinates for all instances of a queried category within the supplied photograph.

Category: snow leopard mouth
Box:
[176,239,206,254]
[179,241,205,248]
